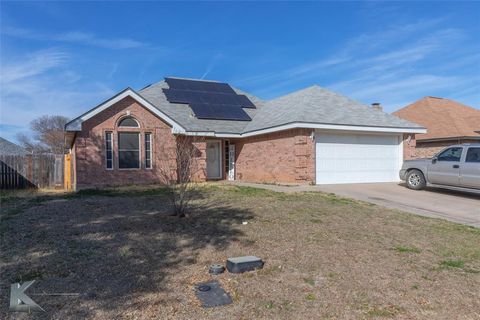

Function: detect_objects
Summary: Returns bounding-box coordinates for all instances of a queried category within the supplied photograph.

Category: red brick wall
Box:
[403,133,417,160]
[74,97,206,189]
[415,139,478,158]
[231,128,315,184]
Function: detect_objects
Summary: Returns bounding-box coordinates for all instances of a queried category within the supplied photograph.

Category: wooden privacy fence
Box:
[0,154,64,189]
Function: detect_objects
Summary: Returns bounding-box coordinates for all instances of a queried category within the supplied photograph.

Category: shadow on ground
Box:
[0,188,254,319]
[397,182,480,200]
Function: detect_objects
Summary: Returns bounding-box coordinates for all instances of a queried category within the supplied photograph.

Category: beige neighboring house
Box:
[394,97,480,158]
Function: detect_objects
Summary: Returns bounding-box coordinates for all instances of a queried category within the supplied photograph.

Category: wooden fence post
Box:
[64,154,72,191]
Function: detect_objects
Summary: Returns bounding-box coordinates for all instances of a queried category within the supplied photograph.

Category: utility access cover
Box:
[195,281,232,308]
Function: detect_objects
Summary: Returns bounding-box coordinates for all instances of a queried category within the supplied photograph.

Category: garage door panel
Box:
[316,132,401,184]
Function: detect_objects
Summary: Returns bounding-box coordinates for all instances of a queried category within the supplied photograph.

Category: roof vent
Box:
[371,102,383,111]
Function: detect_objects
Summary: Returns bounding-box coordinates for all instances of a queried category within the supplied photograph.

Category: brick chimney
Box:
[371,102,382,111]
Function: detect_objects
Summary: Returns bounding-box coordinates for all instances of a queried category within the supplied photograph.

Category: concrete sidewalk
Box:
[225,181,480,227]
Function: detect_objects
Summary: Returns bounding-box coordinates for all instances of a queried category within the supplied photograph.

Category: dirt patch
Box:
[1,184,479,319]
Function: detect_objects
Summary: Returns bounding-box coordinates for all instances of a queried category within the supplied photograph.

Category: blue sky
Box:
[1,1,479,142]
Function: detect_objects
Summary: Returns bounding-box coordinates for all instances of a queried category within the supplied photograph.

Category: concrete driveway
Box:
[228,181,480,227]
[315,183,480,227]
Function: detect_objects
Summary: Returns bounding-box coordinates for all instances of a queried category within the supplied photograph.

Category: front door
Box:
[427,147,463,186]
[206,141,221,179]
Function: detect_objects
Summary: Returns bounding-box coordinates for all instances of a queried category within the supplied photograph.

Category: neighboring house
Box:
[0,137,28,156]
[65,77,425,189]
[394,97,480,158]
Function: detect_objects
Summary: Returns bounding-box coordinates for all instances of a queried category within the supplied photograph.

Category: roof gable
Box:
[65,88,186,133]
[393,97,480,140]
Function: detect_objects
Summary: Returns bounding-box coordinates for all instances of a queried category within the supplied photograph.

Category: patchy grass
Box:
[303,277,315,286]
[440,259,465,269]
[393,245,421,253]
[321,192,359,205]
[0,183,479,319]
[229,185,279,197]
[72,185,170,198]
[366,305,401,317]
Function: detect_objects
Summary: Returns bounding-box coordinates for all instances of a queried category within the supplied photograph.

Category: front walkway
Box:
[223,181,480,227]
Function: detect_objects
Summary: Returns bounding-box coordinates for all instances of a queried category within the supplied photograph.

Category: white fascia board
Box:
[245,122,427,136]
[190,122,426,138]
[65,89,186,134]
[184,131,216,137]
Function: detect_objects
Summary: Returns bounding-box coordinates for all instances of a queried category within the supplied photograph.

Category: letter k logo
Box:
[9,281,44,312]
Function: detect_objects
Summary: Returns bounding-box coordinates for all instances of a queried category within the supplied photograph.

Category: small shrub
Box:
[305,293,315,301]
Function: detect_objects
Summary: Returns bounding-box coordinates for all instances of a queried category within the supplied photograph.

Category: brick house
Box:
[394,97,480,158]
[65,77,425,189]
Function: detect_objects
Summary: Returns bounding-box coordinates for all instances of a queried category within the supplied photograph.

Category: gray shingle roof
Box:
[139,81,422,134]
[0,137,28,156]
[244,85,422,132]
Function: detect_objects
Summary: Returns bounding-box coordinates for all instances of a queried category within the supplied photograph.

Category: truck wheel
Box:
[406,169,426,190]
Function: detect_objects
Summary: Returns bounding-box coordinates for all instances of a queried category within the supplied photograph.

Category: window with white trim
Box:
[118,116,139,127]
[105,132,113,169]
[118,132,140,169]
[145,133,152,169]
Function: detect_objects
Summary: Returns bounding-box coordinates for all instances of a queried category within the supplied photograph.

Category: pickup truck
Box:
[400,143,480,191]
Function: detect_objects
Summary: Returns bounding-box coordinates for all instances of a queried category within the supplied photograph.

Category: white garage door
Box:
[315,131,402,184]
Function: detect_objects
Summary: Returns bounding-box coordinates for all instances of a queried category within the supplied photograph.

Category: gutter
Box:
[184,121,427,138]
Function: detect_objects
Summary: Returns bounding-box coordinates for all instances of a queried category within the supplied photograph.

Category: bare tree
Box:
[158,136,205,217]
[16,115,69,154]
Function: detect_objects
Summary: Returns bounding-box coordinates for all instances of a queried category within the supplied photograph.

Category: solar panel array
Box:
[162,78,256,121]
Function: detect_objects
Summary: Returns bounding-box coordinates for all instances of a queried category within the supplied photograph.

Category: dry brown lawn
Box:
[1,184,479,319]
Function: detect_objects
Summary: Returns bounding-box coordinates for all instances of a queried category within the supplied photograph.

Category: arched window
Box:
[117,116,140,169]
[118,116,139,128]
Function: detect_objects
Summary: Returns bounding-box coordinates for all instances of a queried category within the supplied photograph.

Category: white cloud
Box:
[201,53,225,79]
[236,17,479,110]
[2,26,147,49]
[0,48,114,142]
[1,49,67,83]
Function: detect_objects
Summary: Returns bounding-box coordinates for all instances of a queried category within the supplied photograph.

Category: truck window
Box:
[465,147,480,163]
[437,147,463,162]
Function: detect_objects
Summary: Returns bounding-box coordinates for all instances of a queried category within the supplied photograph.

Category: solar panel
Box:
[162,89,191,104]
[190,104,252,121]
[163,77,256,121]
[236,95,256,108]
[163,89,256,108]
[165,78,236,94]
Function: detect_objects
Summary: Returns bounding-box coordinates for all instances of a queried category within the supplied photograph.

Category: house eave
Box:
[183,122,427,138]
[416,136,480,143]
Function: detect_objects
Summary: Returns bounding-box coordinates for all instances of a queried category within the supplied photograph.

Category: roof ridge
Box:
[267,84,330,102]
[166,76,221,83]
